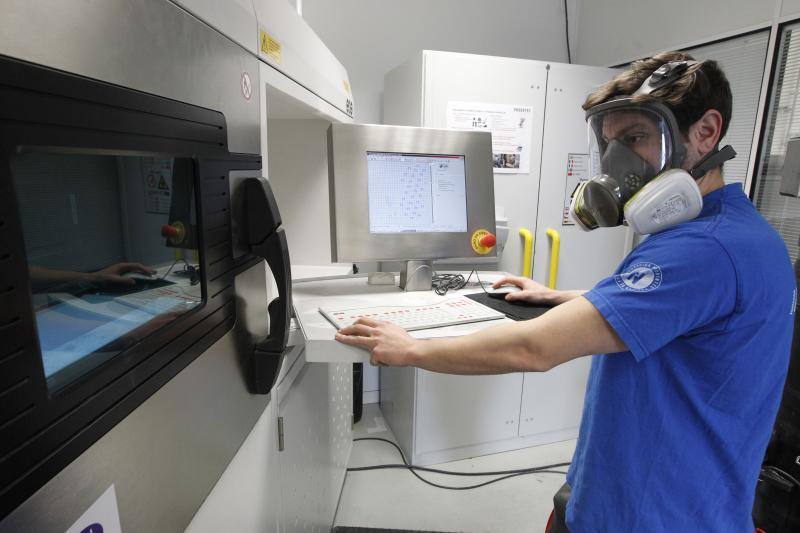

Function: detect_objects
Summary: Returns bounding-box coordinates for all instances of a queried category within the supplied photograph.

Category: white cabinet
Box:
[519,359,591,438]
[386,51,548,276]
[531,62,629,291]
[380,51,623,465]
[385,50,626,288]
[416,371,523,454]
[381,362,590,465]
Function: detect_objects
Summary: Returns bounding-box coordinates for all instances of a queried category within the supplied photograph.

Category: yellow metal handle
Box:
[519,228,533,278]
[546,228,561,289]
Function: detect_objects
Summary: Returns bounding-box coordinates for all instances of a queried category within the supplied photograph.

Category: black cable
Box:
[762,464,800,488]
[160,257,190,280]
[348,437,570,491]
[474,269,493,295]
[563,0,572,64]
[432,269,475,295]
[432,268,500,296]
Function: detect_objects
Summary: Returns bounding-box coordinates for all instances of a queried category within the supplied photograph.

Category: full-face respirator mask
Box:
[569,60,737,235]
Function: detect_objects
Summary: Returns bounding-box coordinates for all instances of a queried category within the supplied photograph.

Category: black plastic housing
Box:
[0,55,270,518]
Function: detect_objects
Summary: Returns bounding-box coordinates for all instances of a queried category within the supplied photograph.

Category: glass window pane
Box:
[685,30,770,188]
[753,23,800,264]
[10,151,204,392]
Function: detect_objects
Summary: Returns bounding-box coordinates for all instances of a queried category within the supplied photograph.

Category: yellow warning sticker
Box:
[343,79,351,95]
[260,30,282,64]
[471,229,494,255]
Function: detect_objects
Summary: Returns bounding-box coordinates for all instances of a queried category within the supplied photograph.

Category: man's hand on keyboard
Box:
[335,317,420,367]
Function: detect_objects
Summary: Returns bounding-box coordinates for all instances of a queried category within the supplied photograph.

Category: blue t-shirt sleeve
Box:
[585,232,737,361]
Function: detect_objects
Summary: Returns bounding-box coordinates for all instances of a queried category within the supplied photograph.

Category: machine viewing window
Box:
[366,151,468,234]
[10,150,204,392]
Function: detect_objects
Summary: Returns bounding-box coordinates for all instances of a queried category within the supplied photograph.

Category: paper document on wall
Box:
[446,101,533,174]
[562,153,591,225]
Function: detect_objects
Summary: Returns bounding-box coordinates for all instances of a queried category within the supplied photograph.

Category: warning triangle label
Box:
[158,176,170,191]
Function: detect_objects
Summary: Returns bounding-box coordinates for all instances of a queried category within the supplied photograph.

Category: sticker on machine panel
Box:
[259,29,282,64]
[65,485,122,533]
[142,157,173,214]
[614,262,663,293]
[562,153,590,225]
[240,71,252,101]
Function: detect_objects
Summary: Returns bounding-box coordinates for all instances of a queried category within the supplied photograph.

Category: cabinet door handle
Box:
[546,228,561,289]
[519,228,533,278]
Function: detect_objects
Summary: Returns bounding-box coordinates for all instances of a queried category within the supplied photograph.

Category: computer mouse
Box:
[485,286,522,299]
[122,272,156,280]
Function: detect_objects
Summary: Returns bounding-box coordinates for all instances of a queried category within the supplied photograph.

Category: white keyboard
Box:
[319,296,505,331]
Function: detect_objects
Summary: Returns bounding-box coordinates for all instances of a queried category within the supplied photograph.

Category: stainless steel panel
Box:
[328,123,496,262]
[0,0,260,154]
[278,362,352,533]
[0,264,271,533]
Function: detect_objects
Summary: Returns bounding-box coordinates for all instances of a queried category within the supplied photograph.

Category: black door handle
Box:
[244,177,292,394]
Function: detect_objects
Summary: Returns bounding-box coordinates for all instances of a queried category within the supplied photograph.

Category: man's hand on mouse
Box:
[335,317,420,367]
[492,275,555,304]
[87,262,157,286]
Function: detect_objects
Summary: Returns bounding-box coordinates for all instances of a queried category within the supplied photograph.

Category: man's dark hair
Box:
[583,51,733,140]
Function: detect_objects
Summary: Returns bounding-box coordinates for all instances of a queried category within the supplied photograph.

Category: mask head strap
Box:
[689,144,737,179]
[633,60,699,97]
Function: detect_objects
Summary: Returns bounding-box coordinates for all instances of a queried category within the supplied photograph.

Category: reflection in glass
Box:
[11,151,204,391]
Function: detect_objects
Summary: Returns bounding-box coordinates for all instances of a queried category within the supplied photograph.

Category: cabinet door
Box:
[278,362,352,533]
[519,358,590,437]
[532,63,625,292]
[416,370,523,454]
[423,51,548,275]
[185,398,281,533]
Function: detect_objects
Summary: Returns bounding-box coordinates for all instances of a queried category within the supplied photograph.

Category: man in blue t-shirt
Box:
[336,51,795,531]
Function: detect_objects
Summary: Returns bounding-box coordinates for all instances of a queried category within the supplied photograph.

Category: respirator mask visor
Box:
[570,100,685,230]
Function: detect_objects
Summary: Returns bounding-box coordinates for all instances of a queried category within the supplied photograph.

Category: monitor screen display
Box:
[367,151,468,234]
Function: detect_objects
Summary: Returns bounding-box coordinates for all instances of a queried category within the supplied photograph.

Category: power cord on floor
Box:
[348,437,570,491]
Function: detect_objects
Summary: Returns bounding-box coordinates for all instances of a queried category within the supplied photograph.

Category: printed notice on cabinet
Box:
[446,101,533,174]
[562,153,590,225]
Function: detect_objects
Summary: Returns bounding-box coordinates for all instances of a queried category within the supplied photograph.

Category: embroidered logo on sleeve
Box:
[615,262,663,292]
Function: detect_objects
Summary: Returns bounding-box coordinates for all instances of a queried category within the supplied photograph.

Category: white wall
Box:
[574,0,800,66]
[302,0,575,124]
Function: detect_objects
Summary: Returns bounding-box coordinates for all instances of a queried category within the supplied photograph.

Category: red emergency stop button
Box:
[161,222,186,245]
[161,224,179,238]
[471,229,496,255]
[479,233,497,248]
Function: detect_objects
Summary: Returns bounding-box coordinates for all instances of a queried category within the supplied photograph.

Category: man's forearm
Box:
[402,295,621,375]
[544,289,587,306]
[408,320,544,375]
[28,265,89,291]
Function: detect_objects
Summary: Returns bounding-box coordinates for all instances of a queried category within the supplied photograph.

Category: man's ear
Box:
[688,109,723,158]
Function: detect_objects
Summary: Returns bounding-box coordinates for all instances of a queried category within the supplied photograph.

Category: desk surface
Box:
[292,272,514,364]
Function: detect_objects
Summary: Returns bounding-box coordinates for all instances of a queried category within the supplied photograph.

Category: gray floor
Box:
[334,404,576,533]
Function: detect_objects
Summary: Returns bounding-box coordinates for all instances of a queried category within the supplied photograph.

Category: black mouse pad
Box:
[465,292,553,321]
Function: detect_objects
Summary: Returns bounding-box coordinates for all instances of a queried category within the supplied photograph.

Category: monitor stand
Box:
[399,260,433,292]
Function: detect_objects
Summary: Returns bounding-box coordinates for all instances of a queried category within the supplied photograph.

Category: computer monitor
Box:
[327,123,496,290]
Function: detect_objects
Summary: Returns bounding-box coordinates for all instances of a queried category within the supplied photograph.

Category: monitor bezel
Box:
[328,123,496,262]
